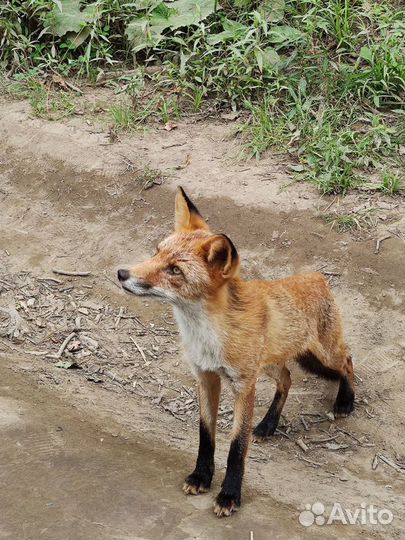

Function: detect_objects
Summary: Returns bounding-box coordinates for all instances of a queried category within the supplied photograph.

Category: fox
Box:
[117,187,355,517]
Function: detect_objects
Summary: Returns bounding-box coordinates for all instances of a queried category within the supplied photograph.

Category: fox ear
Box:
[175,187,209,233]
[204,234,239,279]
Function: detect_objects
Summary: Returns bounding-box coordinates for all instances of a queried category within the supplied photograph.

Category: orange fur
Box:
[118,187,355,517]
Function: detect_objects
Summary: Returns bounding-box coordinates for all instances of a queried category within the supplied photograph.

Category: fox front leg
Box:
[183,371,221,495]
[214,383,255,517]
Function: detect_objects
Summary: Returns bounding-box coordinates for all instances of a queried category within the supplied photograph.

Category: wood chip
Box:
[296,438,309,452]
[52,269,92,277]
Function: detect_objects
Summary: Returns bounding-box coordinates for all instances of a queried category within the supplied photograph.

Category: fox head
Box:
[117,187,239,304]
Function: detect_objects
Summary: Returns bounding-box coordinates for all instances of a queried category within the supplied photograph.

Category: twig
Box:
[0,339,48,356]
[52,269,91,277]
[308,434,340,444]
[322,196,337,213]
[37,277,63,284]
[298,455,325,467]
[162,405,187,422]
[335,426,364,445]
[162,142,186,149]
[103,272,121,290]
[47,332,76,359]
[300,416,309,431]
[275,428,292,439]
[115,306,124,328]
[374,235,391,255]
[129,336,148,364]
[377,453,405,475]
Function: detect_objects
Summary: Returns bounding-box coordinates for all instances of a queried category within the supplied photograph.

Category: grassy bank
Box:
[1,0,404,193]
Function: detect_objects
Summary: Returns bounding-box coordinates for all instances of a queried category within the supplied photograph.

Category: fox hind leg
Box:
[253,365,291,442]
[333,354,355,417]
[297,348,355,417]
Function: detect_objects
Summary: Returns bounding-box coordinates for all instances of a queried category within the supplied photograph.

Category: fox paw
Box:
[183,472,211,495]
[214,492,240,517]
[252,423,276,442]
[333,399,354,418]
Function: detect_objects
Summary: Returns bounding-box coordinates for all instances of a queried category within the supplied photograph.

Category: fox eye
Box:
[167,265,182,276]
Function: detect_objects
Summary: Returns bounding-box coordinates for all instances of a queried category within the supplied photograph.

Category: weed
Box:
[158,96,181,124]
[380,170,404,194]
[5,72,76,120]
[324,207,380,232]
[110,103,137,131]
[140,165,164,190]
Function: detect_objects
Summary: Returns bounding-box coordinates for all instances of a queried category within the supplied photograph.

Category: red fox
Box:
[118,187,355,517]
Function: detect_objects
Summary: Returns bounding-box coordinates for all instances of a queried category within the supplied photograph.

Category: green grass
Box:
[5,71,76,120]
[1,0,404,194]
[324,207,381,232]
[380,170,404,194]
[110,103,137,131]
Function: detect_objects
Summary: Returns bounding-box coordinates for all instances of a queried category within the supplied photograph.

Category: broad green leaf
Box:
[126,0,217,50]
[268,25,305,45]
[150,0,217,30]
[125,17,158,52]
[258,0,285,22]
[207,30,234,45]
[359,46,373,62]
[262,47,280,68]
[69,27,91,47]
[47,0,97,37]
[254,48,264,72]
[207,17,247,44]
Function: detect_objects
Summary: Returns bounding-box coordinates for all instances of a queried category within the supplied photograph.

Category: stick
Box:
[374,235,391,255]
[308,435,339,444]
[47,332,76,359]
[0,339,48,356]
[299,456,325,467]
[103,272,121,289]
[300,416,309,431]
[115,307,124,328]
[129,336,148,364]
[377,453,405,474]
[52,269,91,277]
[38,277,63,284]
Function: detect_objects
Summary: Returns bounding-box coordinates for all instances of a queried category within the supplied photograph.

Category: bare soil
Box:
[0,94,404,540]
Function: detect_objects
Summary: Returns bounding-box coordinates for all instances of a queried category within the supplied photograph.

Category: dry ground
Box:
[0,94,404,540]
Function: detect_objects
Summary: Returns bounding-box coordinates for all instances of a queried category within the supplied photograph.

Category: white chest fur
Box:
[173,302,224,376]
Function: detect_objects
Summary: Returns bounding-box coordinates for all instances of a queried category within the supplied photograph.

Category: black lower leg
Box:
[334,375,355,417]
[215,432,245,512]
[253,390,283,438]
[184,419,215,492]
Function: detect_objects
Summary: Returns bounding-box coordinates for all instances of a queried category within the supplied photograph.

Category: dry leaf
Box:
[164,121,178,131]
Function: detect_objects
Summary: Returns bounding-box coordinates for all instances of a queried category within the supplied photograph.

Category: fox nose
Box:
[117,269,130,282]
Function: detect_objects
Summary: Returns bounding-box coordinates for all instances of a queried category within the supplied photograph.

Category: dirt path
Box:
[0,97,404,539]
